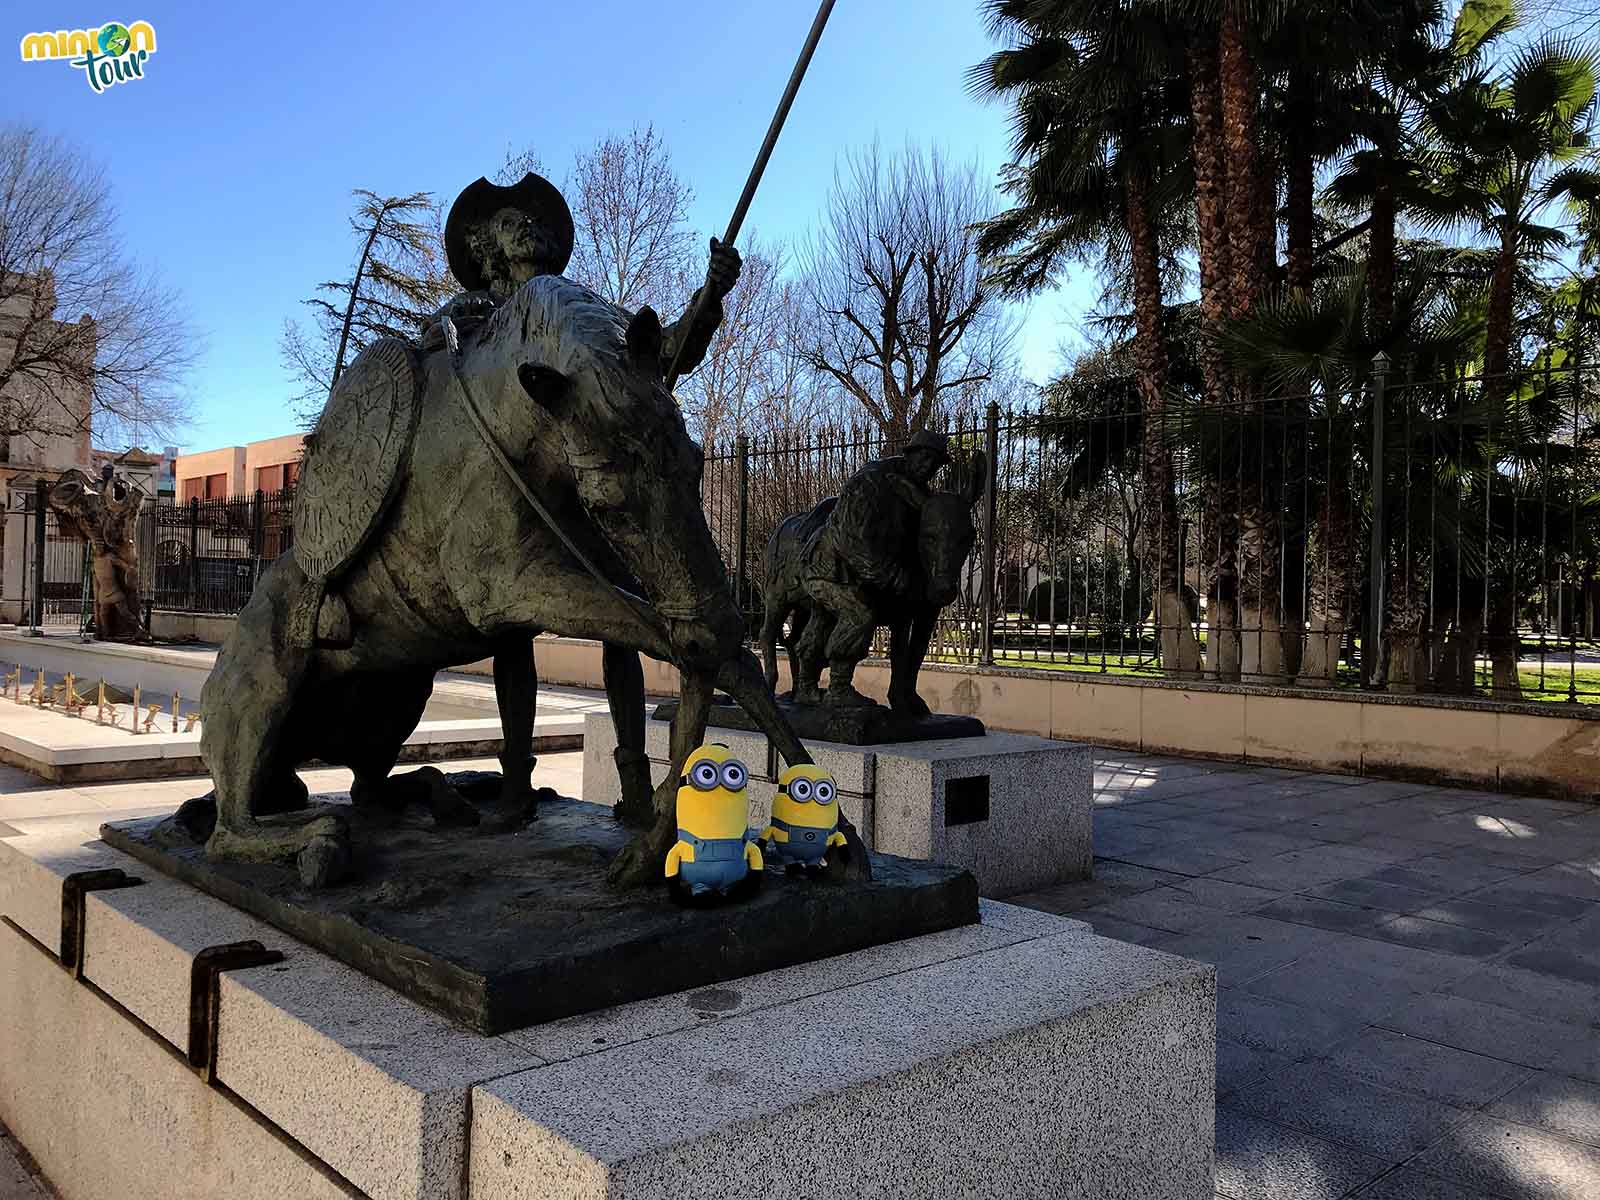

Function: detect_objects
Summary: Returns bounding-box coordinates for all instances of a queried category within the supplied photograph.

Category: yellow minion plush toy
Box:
[666,743,763,897]
[764,764,847,870]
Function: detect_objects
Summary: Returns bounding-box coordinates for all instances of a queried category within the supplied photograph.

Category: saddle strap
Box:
[439,315,668,642]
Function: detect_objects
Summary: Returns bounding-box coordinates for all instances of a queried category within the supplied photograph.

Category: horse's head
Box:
[916,452,987,610]
[475,276,743,668]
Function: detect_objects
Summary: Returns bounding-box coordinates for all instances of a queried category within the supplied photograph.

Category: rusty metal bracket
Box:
[188,940,284,1080]
[59,868,143,976]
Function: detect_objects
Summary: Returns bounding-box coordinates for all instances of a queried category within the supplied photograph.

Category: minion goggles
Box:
[682,758,749,790]
[778,777,836,804]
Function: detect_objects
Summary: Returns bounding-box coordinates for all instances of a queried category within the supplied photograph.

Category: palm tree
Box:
[1165,0,1287,680]
[1425,16,1600,391]
[1320,2,1461,343]
[973,1,1204,675]
[1173,1,1454,681]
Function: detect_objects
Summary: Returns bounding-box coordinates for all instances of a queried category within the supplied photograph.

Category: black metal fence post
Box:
[980,400,1000,666]
[1366,353,1388,687]
[734,434,750,620]
[251,488,266,590]
[77,541,93,638]
[30,479,47,632]
[188,497,200,611]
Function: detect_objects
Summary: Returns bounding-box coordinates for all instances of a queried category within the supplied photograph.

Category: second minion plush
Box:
[666,743,763,898]
[764,764,847,870]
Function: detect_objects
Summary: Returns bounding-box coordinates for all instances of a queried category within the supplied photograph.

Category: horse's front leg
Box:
[607,667,716,887]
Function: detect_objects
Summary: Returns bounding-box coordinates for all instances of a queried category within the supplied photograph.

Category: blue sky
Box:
[5,1,1095,453]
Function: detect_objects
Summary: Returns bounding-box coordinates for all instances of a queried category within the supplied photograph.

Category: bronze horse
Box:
[201,275,830,887]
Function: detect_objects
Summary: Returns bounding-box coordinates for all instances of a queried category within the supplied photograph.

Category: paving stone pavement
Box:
[0,1123,48,1199]
[1013,752,1600,1200]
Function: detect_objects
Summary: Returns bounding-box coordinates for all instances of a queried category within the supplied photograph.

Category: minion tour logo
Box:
[19,21,157,93]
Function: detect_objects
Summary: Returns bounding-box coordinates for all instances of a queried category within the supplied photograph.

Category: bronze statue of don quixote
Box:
[102,0,982,1033]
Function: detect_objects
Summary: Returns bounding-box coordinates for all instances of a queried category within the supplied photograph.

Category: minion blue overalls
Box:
[765,818,831,868]
[675,829,762,896]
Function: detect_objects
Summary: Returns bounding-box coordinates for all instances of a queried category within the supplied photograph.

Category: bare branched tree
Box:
[800,142,1016,446]
[566,124,696,313]
[756,277,853,437]
[280,190,450,422]
[676,235,792,446]
[494,145,548,187]
[0,125,195,455]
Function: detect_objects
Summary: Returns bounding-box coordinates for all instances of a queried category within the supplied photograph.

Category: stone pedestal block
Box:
[471,928,1215,1200]
[874,732,1094,895]
[0,829,545,1200]
[0,821,1212,1200]
[583,714,1092,895]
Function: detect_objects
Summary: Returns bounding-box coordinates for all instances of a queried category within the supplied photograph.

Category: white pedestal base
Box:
[583,714,1093,896]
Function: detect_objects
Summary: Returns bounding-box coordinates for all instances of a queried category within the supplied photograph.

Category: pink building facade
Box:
[175,434,305,501]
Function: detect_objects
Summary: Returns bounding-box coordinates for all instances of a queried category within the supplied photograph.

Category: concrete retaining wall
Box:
[149,610,241,644]
[464,637,1600,801]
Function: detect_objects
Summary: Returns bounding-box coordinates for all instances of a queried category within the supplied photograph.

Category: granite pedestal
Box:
[0,825,1214,1200]
[99,788,976,1034]
[583,713,1094,896]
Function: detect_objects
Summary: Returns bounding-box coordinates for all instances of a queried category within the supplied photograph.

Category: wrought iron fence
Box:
[7,483,93,630]
[704,358,1600,706]
[138,490,296,615]
[17,355,1597,708]
[6,486,297,626]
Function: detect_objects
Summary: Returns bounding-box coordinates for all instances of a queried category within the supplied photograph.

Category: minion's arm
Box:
[826,830,848,848]
[762,824,788,843]
[665,840,695,878]
[745,840,764,871]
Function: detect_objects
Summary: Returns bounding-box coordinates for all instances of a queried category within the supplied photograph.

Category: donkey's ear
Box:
[518,363,571,411]
[964,451,989,505]
[626,305,663,370]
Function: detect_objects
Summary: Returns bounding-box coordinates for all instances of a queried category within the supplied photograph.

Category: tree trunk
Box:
[1285,88,1314,294]
[1218,3,1264,319]
[330,209,388,396]
[1297,433,1354,687]
[1257,140,1279,292]
[1126,169,1201,677]
[1237,480,1286,682]
[1189,40,1233,405]
[1216,4,1287,678]
[1203,485,1242,682]
[1483,222,1519,384]
[1188,38,1239,678]
[1384,566,1428,693]
[1368,172,1396,343]
[1487,593,1522,700]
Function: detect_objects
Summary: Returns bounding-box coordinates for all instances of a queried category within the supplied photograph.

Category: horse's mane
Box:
[486,274,630,377]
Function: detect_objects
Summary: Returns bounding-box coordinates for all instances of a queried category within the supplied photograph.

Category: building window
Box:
[204,473,227,500]
[180,477,203,503]
[256,464,282,493]
[282,460,299,490]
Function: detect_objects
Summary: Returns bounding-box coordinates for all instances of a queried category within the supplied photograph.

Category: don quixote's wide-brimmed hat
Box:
[444,173,575,292]
[904,430,953,466]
